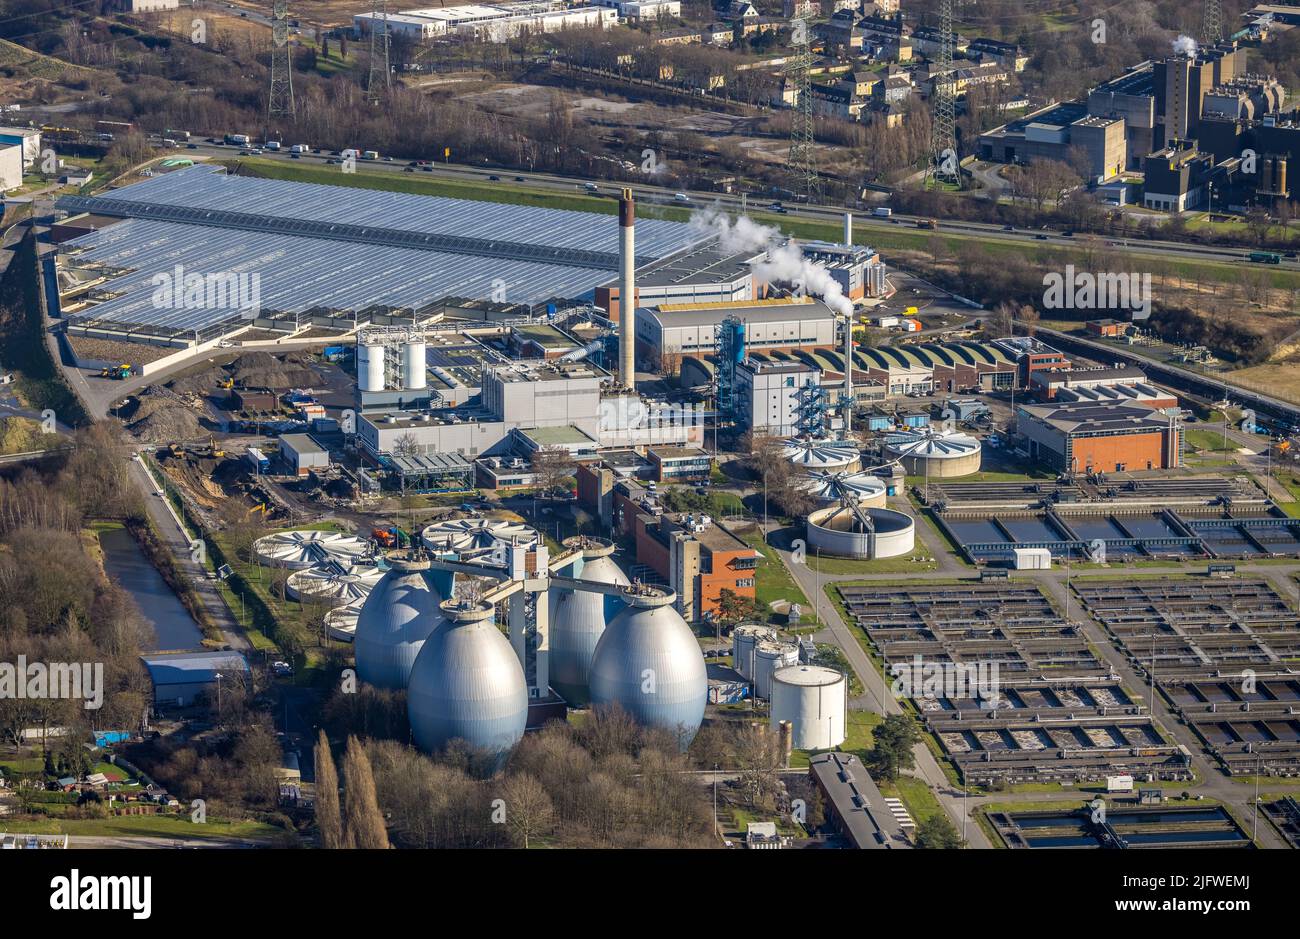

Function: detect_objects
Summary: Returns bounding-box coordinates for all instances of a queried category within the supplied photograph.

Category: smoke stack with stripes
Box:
[619,188,636,391]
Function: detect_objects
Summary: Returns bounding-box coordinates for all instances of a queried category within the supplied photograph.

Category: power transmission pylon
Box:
[924,0,958,188]
[1202,0,1222,46]
[788,17,819,202]
[366,0,391,103]
[268,0,295,119]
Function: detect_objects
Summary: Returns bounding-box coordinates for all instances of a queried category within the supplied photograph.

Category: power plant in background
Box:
[618,187,637,391]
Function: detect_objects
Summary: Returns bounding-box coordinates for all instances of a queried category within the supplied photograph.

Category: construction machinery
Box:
[99,364,132,380]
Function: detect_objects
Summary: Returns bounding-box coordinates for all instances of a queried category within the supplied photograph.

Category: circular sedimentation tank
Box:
[883,428,982,478]
[286,561,384,604]
[806,504,915,559]
[770,665,847,751]
[588,585,707,748]
[352,553,447,689]
[324,601,362,643]
[798,469,888,506]
[253,529,372,570]
[421,516,537,559]
[549,536,629,707]
[407,599,528,759]
[781,438,862,474]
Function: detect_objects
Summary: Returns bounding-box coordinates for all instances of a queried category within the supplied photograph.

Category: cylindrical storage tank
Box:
[753,640,800,699]
[403,340,427,391]
[731,623,776,680]
[407,599,528,760]
[798,470,888,507]
[325,601,362,643]
[884,429,982,478]
[358,342,385,393]
[588,586,707,748]
[770,665,847,751]
[353,554,445,689]
[549,537,629,707]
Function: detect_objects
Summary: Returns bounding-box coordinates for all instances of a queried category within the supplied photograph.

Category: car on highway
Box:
[514,176,524,182]
[421,166,433,172]
[674,192,691,203]
[1034,233,1049,240]
[488,174,500,181]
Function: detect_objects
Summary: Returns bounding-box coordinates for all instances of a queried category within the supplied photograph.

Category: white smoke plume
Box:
[687,208,855,316]
[1172,34,1198,57]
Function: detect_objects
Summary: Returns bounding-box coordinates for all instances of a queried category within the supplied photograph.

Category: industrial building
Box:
[630,506,759,623]
[808,752,911,848]
[1028,365,1178,409]
[353,3,618,41]
[636,297,840,368]
[279,434,331,477]
[1017,400,1182,472]
[141,650,251,710]
[52,165,704,348]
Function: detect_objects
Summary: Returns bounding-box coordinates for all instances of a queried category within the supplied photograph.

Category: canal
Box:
[98,525,205,652]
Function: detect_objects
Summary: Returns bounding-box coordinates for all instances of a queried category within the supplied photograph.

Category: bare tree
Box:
[342,735,390,849]
[498,772,556,849]
[314,730,343,849]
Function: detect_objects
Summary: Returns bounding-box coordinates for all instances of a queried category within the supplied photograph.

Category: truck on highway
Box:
[225,133,250,146]
[362,150,379,161]
[916,218,937,230]
[873,207,892,217]
[264,140,281,151]
[1249,251,1281,264]
[290,144,310,154]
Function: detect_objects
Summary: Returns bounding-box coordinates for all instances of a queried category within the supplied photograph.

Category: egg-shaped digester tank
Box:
[352,553,448,690]
[588,586,707,748]
[407,599,529,759]
[549,537,630,706]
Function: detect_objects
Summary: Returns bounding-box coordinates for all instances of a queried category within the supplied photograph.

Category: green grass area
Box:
[804,548,936,574]
[734,527,815,625]
[1184,428,1239,453]
[10,813,284,842]
[0,756,44,775]
[233,157,692,222]
[880,775,946,829]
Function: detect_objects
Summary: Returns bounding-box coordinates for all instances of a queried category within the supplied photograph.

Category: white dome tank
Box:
[798,470,888,506]
[421,516,537,561]
[325,601,362,642]
[253,529,372,570]
[352,553,447,689]
[286,561,384,604]
[407,599,528,759]
[588,586,707,748]
[549,536,629,707]
[770,665,847,751]
[781,438,862,474]
[731,623,777,680]
[753,640,800,699]
[884,428,982,478]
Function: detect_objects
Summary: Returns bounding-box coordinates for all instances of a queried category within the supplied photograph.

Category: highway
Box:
[167,140,1300,272]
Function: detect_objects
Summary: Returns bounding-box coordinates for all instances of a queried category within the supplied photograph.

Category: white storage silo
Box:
[731,623,777,680]
[753,640,800,699]
[358,342,385,392]
[770,665,847,751]
[403,339,427,391]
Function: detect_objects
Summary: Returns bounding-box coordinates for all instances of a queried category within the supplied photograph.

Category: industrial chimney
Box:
[619,188,636,390]
[843,212,853,247]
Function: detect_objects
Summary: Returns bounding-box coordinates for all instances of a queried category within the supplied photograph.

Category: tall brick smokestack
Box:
[619,188,636,390]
